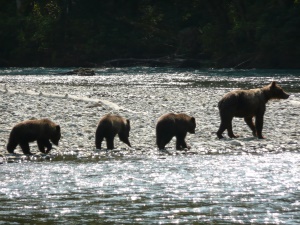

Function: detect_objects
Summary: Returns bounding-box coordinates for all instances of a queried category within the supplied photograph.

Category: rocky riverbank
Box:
[1,81,299,163]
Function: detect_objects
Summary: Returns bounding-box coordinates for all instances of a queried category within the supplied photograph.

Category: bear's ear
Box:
[56,125,60,132]
[191,117,196,123]
[126,119,130,130]
[271,81,277,88]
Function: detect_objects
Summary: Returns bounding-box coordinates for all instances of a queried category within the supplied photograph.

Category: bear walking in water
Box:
[156,113,196,150]
[95,114,131,150]
[7,118,61,155]
[217,81,289,139]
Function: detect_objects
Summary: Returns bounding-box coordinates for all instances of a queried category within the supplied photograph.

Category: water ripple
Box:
[1,154,299,224]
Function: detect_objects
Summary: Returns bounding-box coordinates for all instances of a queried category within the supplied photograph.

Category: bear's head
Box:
[50,125,61,146]
[188,117,196,134]
[123,119,131,138]
[269,81,290,100]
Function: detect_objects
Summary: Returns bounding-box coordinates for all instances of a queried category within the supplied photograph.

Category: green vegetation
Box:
[0,0,299,68]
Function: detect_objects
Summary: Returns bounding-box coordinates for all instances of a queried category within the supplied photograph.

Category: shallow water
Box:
[1,67,300,91]
[0,68,299,224]
[1,154,299,224]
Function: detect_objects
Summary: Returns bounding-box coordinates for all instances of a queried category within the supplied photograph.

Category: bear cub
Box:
[156,113,196,150]
[217,81,289,139]
[95,114,131,150]
[7,118,61,155]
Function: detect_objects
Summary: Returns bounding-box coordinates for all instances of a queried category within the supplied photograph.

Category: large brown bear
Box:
[7,118,61,155]
[156,113,196,150]
[95,114,131,150]
[217,81,289,139]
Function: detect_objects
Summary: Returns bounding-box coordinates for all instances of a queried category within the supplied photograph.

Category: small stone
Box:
[230,140,244,146]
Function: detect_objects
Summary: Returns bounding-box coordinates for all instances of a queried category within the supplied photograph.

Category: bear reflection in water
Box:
[217,81,289,139]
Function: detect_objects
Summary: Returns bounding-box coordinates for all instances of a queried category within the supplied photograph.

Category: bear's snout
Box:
[52,140,59,145]
[283,93,290,99]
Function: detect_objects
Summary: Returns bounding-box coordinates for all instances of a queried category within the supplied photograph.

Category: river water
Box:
[0,68,299,224]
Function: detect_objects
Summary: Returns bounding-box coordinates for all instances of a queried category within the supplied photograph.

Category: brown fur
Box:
[217,81,289,139]
[156,113,196,150]
[95,114,131,150]
[7,119,61,155]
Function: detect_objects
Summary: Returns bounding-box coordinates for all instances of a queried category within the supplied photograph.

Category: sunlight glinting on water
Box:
[1,68,300,92]
[0,68,299,224]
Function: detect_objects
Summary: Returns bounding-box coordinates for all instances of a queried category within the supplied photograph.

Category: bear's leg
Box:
[95,135,104,149]
[218,115,238,138]
[217,122,226,138]
[7,139,18,154]
[217,114,233,138]
[44,140,52,153]
[37,139,52,153]
[176,134,189,150]
[255,114,265,139]
[106,136,115,150]
[244,117,257,137]
[227,120,239,138]
[37,139,46,153]
[38,139,52,154]
[157,134,173,150]
[19,141,32,155]
[157,139,166,150]
[118,133,131,147]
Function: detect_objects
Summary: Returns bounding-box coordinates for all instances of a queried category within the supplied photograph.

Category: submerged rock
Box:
[57,68,95,76]
[230,140,244,146]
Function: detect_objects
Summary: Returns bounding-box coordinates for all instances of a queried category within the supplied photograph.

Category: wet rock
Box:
[230,140,244,146]
[57,68,95,76]
[87,103,102,108]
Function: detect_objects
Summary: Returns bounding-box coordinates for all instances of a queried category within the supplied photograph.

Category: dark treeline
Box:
[0,0,300,68]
